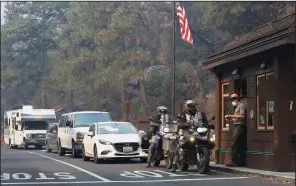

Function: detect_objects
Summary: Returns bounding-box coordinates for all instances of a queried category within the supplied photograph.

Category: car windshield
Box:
[74,113,112,127]
[22,121,48,130]
[97,123,137,134]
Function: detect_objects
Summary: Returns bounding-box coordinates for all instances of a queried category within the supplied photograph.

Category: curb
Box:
[210,165,295,184]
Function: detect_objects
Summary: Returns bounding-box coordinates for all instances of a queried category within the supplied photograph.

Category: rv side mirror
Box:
[65,121,73,127]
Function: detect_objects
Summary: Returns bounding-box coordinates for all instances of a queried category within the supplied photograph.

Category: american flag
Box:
[176,2,193,45]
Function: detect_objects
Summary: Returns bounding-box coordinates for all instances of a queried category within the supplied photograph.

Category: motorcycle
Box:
[147,116,178,168]
[161,123,178,169]
[176,113,215,174]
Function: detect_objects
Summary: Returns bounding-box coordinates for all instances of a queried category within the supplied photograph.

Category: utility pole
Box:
[172,1,176,119]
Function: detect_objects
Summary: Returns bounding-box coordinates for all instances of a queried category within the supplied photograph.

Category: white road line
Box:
[0,177,248,185]
[27,151,110,182]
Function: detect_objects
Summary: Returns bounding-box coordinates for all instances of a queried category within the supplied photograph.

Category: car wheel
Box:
[82,145,90,161]
[58,141,65,156]
[46,141,52,152]
[24,143,28,150]
[8,139,13,149]
[72,143,79,158]
[94,146,100,164]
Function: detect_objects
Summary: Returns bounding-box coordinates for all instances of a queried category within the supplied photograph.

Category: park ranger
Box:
[225,93,247,167]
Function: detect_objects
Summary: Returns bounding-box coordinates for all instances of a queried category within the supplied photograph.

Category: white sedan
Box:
[82,121,147,163]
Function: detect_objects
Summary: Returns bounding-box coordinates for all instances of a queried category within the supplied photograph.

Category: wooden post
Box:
[214,73,221,164]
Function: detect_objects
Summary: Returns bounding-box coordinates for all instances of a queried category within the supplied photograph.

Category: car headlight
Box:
[197,127,207,133]
[76,132,85,142]
[98,140,112,145]
[26,133,33,139]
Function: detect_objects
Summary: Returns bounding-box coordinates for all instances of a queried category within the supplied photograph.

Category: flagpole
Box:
[172,1,176,120]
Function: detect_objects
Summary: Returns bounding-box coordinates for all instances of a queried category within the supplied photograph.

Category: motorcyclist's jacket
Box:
[177,110,208,130]
[147,114,162,138]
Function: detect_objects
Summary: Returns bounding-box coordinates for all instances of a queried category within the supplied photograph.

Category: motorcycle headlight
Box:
[98,140,112,145]
[26,133,33,139]
[170,136,177,140]
[210,137,215,142]
[189,136,195,142]
[163,127,170,133]
[197,127,207,133]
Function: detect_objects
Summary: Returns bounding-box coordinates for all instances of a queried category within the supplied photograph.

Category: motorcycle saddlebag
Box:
[162,136,177,153]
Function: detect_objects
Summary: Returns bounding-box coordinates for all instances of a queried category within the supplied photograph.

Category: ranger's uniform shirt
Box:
[233,102,246,126]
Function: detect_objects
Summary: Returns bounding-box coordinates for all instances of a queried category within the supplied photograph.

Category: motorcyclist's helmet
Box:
[157,106,167,114]
[184,100,196,113]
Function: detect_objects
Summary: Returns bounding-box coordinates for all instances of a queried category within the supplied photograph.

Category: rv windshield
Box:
[74,113,112,127]
[22,121,48,130]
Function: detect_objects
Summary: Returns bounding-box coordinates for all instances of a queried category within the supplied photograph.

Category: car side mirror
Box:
[138,130,145,138]
[211,116,215,121]
[65,121,73,127]
[87,131,94,137]
[15,125,18,130]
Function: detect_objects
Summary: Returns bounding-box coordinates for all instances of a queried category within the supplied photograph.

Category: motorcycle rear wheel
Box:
[196,147,210,174]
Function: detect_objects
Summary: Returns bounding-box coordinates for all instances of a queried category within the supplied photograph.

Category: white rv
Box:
[3,105,56,149]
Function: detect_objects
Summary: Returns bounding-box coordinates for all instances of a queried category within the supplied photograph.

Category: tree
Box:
[1,2,69,109]
[196,2,295,40]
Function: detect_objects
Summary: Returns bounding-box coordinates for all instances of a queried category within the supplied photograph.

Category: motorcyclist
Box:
[146,106,168,167]
[170,100,197,172]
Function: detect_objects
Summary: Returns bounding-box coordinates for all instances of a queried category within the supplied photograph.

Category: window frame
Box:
[256,72,275,130]
[221,82,230,131]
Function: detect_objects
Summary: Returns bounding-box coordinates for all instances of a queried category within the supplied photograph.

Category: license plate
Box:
[123,146,133,153]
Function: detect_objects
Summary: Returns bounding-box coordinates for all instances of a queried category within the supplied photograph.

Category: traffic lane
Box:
[1,147,108,184]
[34,150,246,181]
[1,148,288,186]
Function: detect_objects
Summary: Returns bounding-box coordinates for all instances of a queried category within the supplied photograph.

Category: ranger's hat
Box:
[231,93,239,98]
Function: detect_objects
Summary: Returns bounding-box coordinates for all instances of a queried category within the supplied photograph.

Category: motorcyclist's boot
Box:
[146,162,151,168]
[170,164,177,172]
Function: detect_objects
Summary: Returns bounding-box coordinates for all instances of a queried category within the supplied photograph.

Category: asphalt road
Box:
[1,146,288,186]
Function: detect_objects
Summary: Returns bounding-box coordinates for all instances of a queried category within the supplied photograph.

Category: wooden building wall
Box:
[216,45,295,171]
[275,46,296,171]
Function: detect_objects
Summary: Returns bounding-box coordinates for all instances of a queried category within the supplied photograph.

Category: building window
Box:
[234,79,248,98]
[221,82,231,130]
[256,72,274,130]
